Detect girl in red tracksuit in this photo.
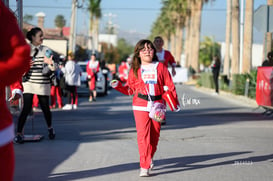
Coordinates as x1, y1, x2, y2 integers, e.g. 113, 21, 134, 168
111, 39, 179, 177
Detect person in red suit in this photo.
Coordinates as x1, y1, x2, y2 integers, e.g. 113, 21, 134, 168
118, 57, 131, 83
0, 2, 31, 180
86, 53, 100, 102
153, 36, 176, 76
153, 36, 177, 125
111, 39, 180, 177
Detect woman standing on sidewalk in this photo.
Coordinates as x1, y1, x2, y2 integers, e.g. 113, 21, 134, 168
14, 27, 56, 144
111, 39, 180, 177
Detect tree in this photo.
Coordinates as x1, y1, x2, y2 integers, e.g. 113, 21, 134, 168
199, 36, 221, 67
54, 15, 66, 36
87, 0, 101, 52
188, 0, 210, 73
23, 14, 33, 24
55, 15, 66, 28
266, 0, 273, 55
223, 0, 231, 76
242, 0, 253, 73
231, 0, 240, 74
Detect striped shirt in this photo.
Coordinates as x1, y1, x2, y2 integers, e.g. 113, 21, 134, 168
23, 44, 56, 96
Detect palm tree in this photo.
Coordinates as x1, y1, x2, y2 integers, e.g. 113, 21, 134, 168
242, 0, 253, 73
184, 0, 191, 68
231, 0, 240, 74
266, 0, 273, 55
87, 0, 101, 52
167, 0, 187, 65
54, 15, 66, 36
223, 0, 231, 76
188, 0, 210, 73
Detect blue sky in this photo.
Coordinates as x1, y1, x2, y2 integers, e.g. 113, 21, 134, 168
9, 0, 267, 43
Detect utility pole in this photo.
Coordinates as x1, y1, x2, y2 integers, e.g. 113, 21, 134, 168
69, 0, 77, 54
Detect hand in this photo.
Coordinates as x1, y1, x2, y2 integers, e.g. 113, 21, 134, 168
44, 55, 53, 65
9, 93, 21, 102
110, 80, 119, 88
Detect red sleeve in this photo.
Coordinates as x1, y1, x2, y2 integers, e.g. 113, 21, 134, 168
0, 2, 31, 87
164, 50, 176, 67
114, 69, 144, 95
160, 63, 179, 103
10, 80, 23, 92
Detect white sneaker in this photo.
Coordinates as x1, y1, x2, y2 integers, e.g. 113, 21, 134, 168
73, 104, 77, 109
139, 168, 149, 177
62, 104, 72, 110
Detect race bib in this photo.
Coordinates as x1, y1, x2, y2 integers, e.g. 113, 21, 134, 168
141, 66, 157, 84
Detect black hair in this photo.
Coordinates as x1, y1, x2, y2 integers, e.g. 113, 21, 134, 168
26, 27, 42, 42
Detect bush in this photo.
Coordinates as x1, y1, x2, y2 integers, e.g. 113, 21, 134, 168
199, 72, 214, 88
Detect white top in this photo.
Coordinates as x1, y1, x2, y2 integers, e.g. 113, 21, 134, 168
62, 60, 82, 86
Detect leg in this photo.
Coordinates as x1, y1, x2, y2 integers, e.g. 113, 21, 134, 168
50, 86, 56, 108
38, 95, 55, 139
133, 110, 154, 169
56, 86, 63, 108
150, 120, 161, 159
74, 87, 78, 106
0, 143, 14, 181
33, 94, 39, 108
71, 86, 76, 105
37, 95, 52, 128
17, 93, 34, 133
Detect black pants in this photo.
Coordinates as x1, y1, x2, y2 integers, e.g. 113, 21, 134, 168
66, 85, 76, 104
17, 93, 52, 133
213, 72, 219, 93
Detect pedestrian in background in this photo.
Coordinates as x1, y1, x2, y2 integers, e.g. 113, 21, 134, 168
62, 52, 82, 110
0, 2, 30, 179
111, 39, 180, 177
262, 51, 273, 67
153, 36, 177, 125
211, 55, 221, 95
86, 53, 100, 102
153, 36, 177, 76
50, 61, 64, 109
14, 27, 56, 144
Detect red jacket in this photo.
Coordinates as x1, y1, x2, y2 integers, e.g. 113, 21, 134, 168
0, 1, 30, 146
114, 62, 179, 112
156, 49, 176, 67
118, 62, 130, 82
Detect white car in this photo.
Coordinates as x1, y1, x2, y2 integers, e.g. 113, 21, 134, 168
77, 61, 107, 95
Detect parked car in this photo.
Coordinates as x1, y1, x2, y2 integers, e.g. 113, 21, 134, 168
77, 61, 107, 96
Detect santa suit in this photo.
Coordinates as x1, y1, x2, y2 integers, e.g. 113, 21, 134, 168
156, 49, 176, 68
86, 60, 100, 90
114, 62, 179, 169
118, 62, 130, 83
0, 2, 31, 180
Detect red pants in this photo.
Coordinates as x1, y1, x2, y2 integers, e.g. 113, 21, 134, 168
33, 94, 39, 108
50, 86, 63, 108
0, 142, 14, 181
133, 110, 161, 169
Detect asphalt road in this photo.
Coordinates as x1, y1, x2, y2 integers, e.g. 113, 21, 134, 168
12, 85, 273, 181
